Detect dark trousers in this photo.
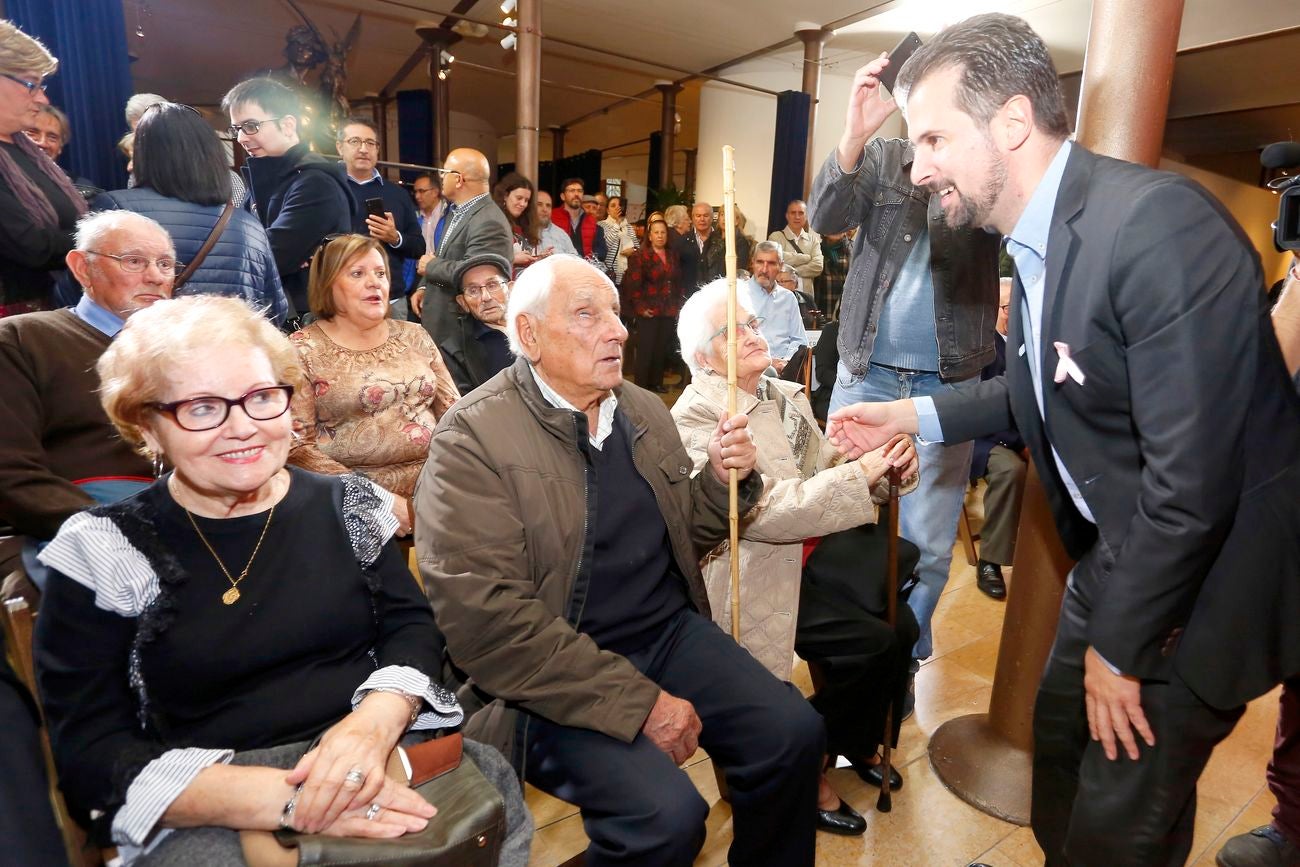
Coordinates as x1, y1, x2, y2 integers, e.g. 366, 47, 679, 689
795, 524, 920, 758
1032, 574, 1245, 866
524, 608, 823, 867
1, 659, 69, 867
1269, 680, 1300, 844
979, 445, 1026, 566
633, 316, 674, 391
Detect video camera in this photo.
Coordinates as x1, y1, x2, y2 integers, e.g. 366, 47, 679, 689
1262, 141, 1300, 251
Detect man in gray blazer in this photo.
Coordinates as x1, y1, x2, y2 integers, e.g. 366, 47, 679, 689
411, 148, 513, 346
827, 14, 1300, 866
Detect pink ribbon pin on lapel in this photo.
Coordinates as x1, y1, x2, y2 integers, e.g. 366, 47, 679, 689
1053, 341, 1086, 386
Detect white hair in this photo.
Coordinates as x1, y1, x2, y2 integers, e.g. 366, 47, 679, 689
125, 93, 167, 129
75, 210, 173, 254
676, 278, 756, 377
505, 254, 614, 357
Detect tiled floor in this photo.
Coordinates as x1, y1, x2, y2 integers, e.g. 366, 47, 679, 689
525, 465, 1283, 867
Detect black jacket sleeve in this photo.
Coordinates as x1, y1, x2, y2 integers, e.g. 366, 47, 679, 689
372, 539, 445, 672
389, 191, 426, 261
266, 170, 352, 278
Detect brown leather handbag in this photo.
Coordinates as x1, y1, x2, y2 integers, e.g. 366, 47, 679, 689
240, 733, 505, 867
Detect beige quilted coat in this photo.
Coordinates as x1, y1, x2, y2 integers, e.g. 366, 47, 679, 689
670, 373, 918, 680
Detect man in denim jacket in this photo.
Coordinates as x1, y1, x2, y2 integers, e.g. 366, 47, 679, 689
808, 50, 999, 669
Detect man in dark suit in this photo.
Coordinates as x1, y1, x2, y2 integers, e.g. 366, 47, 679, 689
410, 148, 514, 346
826, 14, 1300, 865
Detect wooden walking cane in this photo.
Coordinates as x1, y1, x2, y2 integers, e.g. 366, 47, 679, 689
721, 145, 742, 640
877, 465, 902, 813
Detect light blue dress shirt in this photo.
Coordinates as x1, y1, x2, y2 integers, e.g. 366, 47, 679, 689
72, 294, 126, 338
741, 278, 807, 362
914, 141, 1094, 523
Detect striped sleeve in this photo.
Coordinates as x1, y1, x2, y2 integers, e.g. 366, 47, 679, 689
352, 665, 464, 731
110, 747, 234, 847
37, 512, 159, 615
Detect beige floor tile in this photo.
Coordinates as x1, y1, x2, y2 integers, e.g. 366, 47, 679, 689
981, 825, 1046, 866
945, 630, 1004, 682
931, 583, 1012, 645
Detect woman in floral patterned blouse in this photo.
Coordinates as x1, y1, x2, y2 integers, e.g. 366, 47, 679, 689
289, 234, 460, 535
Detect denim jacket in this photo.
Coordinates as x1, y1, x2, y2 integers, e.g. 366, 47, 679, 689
808, 139, 1000, 382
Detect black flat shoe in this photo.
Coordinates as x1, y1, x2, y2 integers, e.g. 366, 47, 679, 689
849, 756, 904, 791
976, 560, 1008, 600
816, 799, 867, 836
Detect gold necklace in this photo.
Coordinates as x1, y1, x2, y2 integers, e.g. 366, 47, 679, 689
181, 503, 276, 605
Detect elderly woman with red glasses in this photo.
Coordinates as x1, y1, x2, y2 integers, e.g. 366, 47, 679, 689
32, 295, 530, 864
0, 20, 86, 316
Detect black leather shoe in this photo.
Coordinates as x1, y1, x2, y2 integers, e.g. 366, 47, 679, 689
816, 799, 867, 836
976, 560, 1007, 600
849, 756, 904, 791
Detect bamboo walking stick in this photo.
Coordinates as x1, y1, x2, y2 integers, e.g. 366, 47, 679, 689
722, 145, 741, 640
877, 465, 902, 812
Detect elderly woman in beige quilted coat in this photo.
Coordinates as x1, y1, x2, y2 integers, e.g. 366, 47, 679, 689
671, 280, 920, 835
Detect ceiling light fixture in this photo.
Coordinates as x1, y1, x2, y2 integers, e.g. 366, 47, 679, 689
500, 0, 517, 14
500, 32, 517, 51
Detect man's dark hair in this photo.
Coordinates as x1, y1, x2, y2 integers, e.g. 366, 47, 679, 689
895, 13, 1070, 140
337, 116, 379, 142
133, 103, 232, 206
220, 77, 301, 120
414, 171, 440, 191
560, 177, 584, 193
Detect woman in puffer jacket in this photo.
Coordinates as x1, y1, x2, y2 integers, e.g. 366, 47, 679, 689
92, 102, 288, 326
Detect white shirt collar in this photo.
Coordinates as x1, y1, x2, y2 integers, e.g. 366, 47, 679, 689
527, 364, 618, 450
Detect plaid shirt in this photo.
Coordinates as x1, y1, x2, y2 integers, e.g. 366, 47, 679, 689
621, 245, 683, 318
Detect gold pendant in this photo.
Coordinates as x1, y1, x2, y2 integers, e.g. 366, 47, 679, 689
222, 587, 241, 605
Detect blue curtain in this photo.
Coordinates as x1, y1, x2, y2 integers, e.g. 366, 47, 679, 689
7, 0, 134, 190
767, 90, 810, 237
396, 89, 432, 181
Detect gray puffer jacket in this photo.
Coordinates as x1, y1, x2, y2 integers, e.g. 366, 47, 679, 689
92, 187, 288, 325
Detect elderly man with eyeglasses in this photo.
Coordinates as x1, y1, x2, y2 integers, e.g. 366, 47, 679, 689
436, 252, 516, 395
221, 77, 352, 321
0, 210, 176, 591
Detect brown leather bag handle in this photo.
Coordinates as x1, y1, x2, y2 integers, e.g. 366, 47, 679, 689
173, 201, 234, 290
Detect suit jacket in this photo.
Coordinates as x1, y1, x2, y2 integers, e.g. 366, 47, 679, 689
933, 145, 1300, 709
420, 196, 514, 346
969, 335, 1024, 480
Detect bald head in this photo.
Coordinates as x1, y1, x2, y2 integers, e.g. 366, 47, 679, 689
442, 148, 491, 203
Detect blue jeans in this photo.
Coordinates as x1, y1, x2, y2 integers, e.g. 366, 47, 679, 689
830, 360, 975, 659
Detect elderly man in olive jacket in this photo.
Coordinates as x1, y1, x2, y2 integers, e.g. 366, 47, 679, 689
416, 256, 824, 867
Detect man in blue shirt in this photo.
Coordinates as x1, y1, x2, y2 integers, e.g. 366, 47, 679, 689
742, 241, 807, 373
828, 14, 1300, 865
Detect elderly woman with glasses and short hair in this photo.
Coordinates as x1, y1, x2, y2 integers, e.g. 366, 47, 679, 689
670, 279, 922, 837
31, 294, 530, 865
287, 234, 460, 537
0, 20, 87, 316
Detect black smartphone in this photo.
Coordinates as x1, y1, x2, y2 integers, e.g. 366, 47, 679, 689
365, 197, 386, 220
877, 32, 922, 95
